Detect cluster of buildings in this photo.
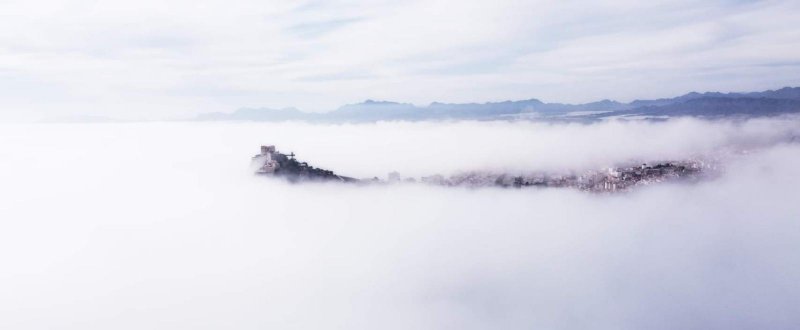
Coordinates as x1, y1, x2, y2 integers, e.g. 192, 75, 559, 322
420, 160, 713, 192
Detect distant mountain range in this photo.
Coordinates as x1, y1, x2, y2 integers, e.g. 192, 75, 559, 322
195, 87, 800, 122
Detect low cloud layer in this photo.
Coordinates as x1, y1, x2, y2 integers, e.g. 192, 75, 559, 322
0, 118, 798, 329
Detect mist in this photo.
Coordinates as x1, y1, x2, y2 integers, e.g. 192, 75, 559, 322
0, 118, 799, 329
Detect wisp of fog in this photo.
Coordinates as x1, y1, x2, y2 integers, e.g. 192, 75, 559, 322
0, 118, 798, 329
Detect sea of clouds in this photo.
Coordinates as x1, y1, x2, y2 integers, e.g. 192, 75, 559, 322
0, 118, 799, 329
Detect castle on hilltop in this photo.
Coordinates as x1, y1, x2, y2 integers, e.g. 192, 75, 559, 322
252, 145, 355, 182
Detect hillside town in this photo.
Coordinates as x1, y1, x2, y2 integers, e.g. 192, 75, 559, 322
418, 160, 713, 192
252, 145, 716, 192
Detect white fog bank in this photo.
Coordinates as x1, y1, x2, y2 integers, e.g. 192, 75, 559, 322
0, 118, 798, 329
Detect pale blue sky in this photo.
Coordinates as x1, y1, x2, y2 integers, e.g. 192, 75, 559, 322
0, 0, 798, 120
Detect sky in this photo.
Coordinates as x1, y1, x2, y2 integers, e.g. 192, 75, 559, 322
0, 118, 798, 329
1, 0, 800, 120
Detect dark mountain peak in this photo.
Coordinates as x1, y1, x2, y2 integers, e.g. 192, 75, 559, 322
509, 98, 544, 105
631, 90, 724, 107
675, 91, 712, 101
755, 86, 800, 100
585, 99, 621, 105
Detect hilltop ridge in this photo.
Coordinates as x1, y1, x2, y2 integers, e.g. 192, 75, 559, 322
196, 87, 800, 122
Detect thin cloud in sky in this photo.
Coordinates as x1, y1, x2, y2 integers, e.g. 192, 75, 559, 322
286, 17, 366, 38
0, 0, 798, 120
